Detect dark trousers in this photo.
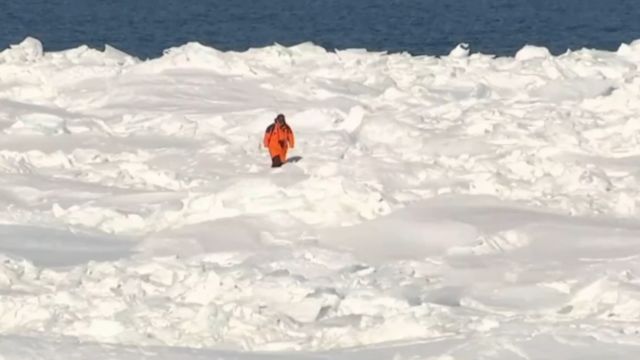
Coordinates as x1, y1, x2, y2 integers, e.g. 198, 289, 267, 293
271, 156, 283, 168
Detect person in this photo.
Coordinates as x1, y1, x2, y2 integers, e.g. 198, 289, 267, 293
263, 114, 295, 167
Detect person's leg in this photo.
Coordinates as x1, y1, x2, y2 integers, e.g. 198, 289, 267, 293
271, 155, 283, 167
281, 147, 288, 163
269, 146, 282, 167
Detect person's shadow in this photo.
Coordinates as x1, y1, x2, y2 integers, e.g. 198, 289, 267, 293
286, 156, 303, 164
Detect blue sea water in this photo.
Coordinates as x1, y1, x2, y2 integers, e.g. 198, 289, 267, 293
2, 0, 639, 59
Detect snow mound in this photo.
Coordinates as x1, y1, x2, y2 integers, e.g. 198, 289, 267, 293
449, 43, 470, 59
0, 37, 43, 63
515, 45, 552, 61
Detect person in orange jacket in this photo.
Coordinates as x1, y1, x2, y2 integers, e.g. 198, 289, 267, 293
263, 114, 295, 167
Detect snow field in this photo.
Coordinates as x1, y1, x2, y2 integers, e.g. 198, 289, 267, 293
1, 37, 640, 358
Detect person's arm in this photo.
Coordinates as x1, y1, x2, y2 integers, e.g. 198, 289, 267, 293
287, 128, 295, 148
263, 125, 274, 147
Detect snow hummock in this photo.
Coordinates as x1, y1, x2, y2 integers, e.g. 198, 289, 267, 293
514, 44, 552, 61
0, 37, 43, 63
1, 37, 640, 359
449, 43, 470, 58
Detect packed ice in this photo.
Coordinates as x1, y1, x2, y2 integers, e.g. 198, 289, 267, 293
1, 37, 640, 359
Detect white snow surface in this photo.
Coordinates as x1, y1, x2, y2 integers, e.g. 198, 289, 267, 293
1, 37, 640, 359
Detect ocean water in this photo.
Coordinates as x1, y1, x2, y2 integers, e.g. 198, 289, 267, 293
2, 0, 640, 58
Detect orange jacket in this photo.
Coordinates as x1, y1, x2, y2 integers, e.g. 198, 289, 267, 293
264, 123, 295, 152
